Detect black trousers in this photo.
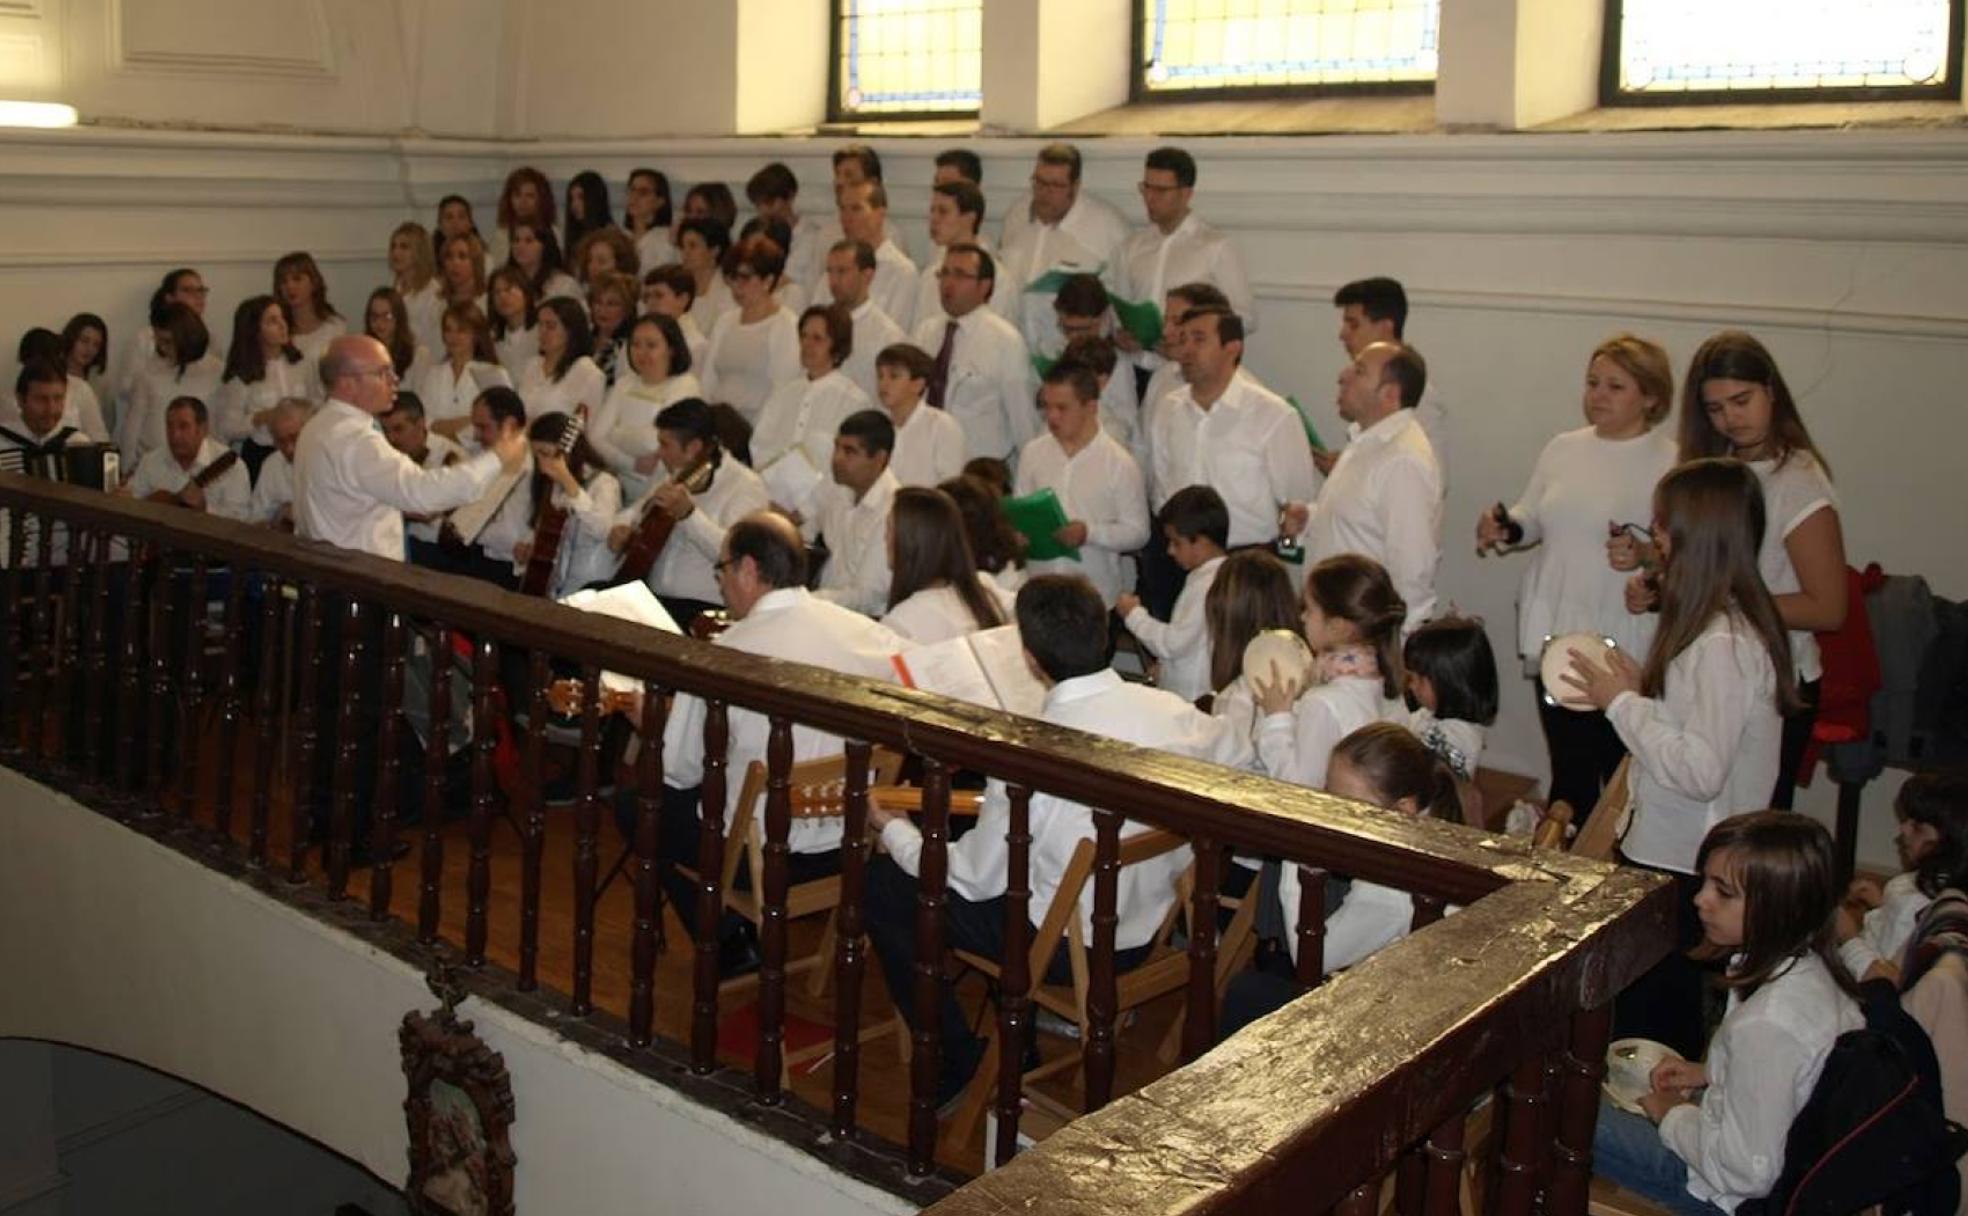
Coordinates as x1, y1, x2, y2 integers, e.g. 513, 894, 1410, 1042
1771, 678, 1821, 812
1609, 864, 1706, 1060
1535, 675, 1631, 817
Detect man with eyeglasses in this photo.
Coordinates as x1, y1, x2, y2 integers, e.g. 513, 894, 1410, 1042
1113, 147, 1256, 387
909, 243, 1038, 463
998, 143, 1130, 356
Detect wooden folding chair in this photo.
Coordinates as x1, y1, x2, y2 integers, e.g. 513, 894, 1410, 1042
944, 827, 1194, 1147
1569, 756, 1632, 863
1155, 855, 1261, 1065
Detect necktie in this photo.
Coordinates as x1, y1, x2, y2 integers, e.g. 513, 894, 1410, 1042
927, 320, 958, 409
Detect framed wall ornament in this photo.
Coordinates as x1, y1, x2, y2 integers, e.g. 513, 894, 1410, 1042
401, 966, 517, 1216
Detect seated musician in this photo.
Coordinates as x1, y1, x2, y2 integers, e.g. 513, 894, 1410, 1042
803, 408, 899, 617
2, 361, 96, 568
436, 385, 532, 589
247, 398, 311, 530
124, 395, 250, 521
511, 411, 621, 598
602, 511, 903, 973
862, 574, 1251, 1112
606, 397, 768, 629
379, 392, 467, 568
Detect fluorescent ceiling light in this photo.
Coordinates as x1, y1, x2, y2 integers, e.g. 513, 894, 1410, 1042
0, 102, 78, 128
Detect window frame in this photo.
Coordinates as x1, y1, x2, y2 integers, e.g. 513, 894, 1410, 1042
1598, 0, 1967, 106
826, 0, 983, 124
1127, 0, 1438, 104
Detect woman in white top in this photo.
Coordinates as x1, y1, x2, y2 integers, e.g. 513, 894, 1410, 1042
942, 471, 1027, 598
1592, 812, 1861, 1215
416, 301, 511, 447
517, 298, 607, 424
1203, 550, 1303, 758
1252, 553, 1410, 790
751, 304, 870, 490
214, 294, 312, 480
488, 267, 540, 382
1836, 771, 1968, 984
495, 166, 555, 264
513, 411, 622, 598
389, 221, 445, 354
273, 251, 346, 367
60, 313, 109, 400
434, 195, 488, 270
701, 233, 800, 425
1568, 457, 1791, 1058
437, 231, 488, 318
507, 222, 581, 305
589, 312, 704, 502
117, 302, 224, 463
562, 171, 612, 266
676, 216, 736, 334
574, 225, 638, 293
364, 287, 429, 387
880, 485, 1014, 644
1478, 334, 1679, 813
624, 168, 677, 272
586, 272, 638, 390
641, 262, 710, 372
115, 269, 212, 434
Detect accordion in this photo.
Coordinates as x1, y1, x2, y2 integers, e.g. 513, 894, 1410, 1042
0, 440, 120, 490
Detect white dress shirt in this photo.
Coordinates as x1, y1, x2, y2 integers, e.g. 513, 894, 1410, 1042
816, 239, 918, 333
750, 370, 870, 493
294, 397, 500, 561
1092, 363, 1141, 454
1114, 213, 1256, 367
702, 306, 800, 424
0, 378, 110, 445
524, 472, 622, 597
687, 274, 736, 334
887, 400, 966, 489
1152, 373, 1318, 546
632, 226, 677, 274
402, 280, 445, 355
473, 453, 534, 564
495, 327, 538, 382
879, 668, 1253, 948
911, 236, 994, 331
1124, 554, 1223, 703
997, 192, 1132, 355
805, 469, 898, 617
517, 355, 607, 422
1298, 408, 1443, 626
249, 450, 295, 525
1014, 429, 1150, 609
841, 299, 906, 402
779, 214, 829, 301
1133, 359, 1189, 475
128, 437, 251, 522
404, 432, 468, 545
289, 318, 348, 369
910, 308, 1037, 462
1658, 954, 1862, 1211
119, 355, 225, 463
415, 360, 512, 436
1282, 873, 1417, 974
881, 578, 1015, 645
676, 313, 710, 373
664, 586, 904, 853
617, 456, 770, 606
587, 371, 705, 502
1258, 672, 1407, 790
1749, 453, 1837, 684
1839, 871, 1929, 978
213, 357, 315, 447
1505, 425, 1678, 665
1608, 612, 1783, 875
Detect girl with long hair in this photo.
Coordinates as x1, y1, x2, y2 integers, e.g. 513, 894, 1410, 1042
623, 168, 676, 272
516, 297, 605, 422
487, 266, 539, 381
388, 221, 444, 352
563, 170, 612, 256
363, 287, 426, 383
118, 302, 222, 462
437, 231, 489, 310
272, 251, 345, 365
415, 301, 511, 446
881, 486, 1013, 644
496, 167, 555, 238
506, 222, 580, 304
938, 473, 1025, 595
215, 294, 310, 479
1836, 771, 1968, 985
1204, 549, 1303, 749
514, 410, 622, 598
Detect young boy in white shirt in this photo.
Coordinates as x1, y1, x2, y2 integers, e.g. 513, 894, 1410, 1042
875, 342, 965, 489
1013, 361, 1149, 609
1117, 485, 1228, 704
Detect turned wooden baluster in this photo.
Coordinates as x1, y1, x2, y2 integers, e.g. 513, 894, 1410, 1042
172, 557, 207, 823
518, 650, 549, 990
247, 580, 282, 864
1422, 1115, 1469, 1216
24, 509, 54, 762
1084, 808, 1124, 1112
906, 757, 951, 1175
568, 665, 602, 1011
143, 547, 173, 802
114, 543, 147, 794
830, 740, 875, 1138
754, 716, 796, 1103
210, 569, 246, 842
465, 638, 499, 967
992, 783, 1035, 1166
326, 598, 365, 898
286, 585, 322, 883
0, 501, 25, 745
82, 530, 112, 780
1182, 835, 1224, 1062
628, 681, 668, 1049
418, 625, 452, 944
690, 699, 730, 1073
1494, 1055, 1554, 1216
1295, 865, 1331, 987
48, 522, 85, 762
1547, 1004, 1613, 1216
1412, 893, 1446, 930
1334, 1177, 1382, 1216
368, 610, 407, 918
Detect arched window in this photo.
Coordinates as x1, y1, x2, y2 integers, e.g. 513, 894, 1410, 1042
830, 0, 983, 120
1604, 0, 1964, 103
1132, 0, 1440, 99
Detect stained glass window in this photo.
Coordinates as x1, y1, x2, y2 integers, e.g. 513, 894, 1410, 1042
831, 0, 983, 118
1135, 0, 1440, 96
1610, 0, 1962, 100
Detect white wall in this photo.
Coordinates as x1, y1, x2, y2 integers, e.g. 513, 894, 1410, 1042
0, 769, 908, 1216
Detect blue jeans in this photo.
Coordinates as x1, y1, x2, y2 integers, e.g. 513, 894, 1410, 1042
1591, 1102, 1726, 1216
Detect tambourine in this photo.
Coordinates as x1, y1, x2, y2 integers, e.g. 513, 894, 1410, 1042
1540, 632, 1617, 711
1243, 629, 1316, 692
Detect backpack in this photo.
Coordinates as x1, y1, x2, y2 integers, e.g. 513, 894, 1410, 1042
1739, 987, 1968, 1216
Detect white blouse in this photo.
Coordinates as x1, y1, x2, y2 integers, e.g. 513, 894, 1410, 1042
522, 473, 623, 598
687, 275, 736, 334
750, 370, 869, 481
415, 359, 513, 433
588, 371, 706, 502
881, 579, 1016, 645
401, 279, 446, 354
288, 316, 348, 368
213, 355, 316, 446
702, 306, 800, 424
119, 354, 225, 463
517, 355, 607, 423
632, 226, 677, 273
1748, 452, 1838, 683
1257, 672, 1407, 791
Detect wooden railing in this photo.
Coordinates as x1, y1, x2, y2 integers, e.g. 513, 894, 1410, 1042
0, 472, 1676, 1211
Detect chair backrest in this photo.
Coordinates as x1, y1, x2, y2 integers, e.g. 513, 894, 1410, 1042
1533, 802, 1573, 851
723, 749, 905, 891
1570, 756, 1630, 862
1026, 827, 1188, 986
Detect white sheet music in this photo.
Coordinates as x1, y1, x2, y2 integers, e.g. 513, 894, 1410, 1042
559, 581, 681, 693
445, 466, 526, 545
759, 448, 824, 514
892, 625, 1046, 718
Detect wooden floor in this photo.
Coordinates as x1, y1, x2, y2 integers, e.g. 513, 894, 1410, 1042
146, 717, 1195, 1179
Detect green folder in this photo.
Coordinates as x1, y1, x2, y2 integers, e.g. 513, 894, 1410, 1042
1031, 352, 1058, 379
1021, 262, 1104, 295
1286, 395, 1325, 452
1109, 296, 1163, 348
1002, 488, 1080, 562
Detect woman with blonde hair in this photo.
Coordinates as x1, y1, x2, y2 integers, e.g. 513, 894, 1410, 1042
437, 231, 488, 311
389, 221, 444, 353
1476, 333, 1679, 813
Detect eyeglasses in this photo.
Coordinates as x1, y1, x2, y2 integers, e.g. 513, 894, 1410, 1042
1029, 174, 1073, 192
935, 268, 981, 281
1138, 181, 1182, 195
713, 557, 734, 577
354, 365, 399, 382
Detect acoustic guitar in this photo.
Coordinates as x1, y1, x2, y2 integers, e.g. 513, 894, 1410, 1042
613, 453, 716, 585
145, 449, 240, 509
517, 407, 590, 597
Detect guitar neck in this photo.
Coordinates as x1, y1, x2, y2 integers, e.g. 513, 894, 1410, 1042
191, 451, 240, 489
